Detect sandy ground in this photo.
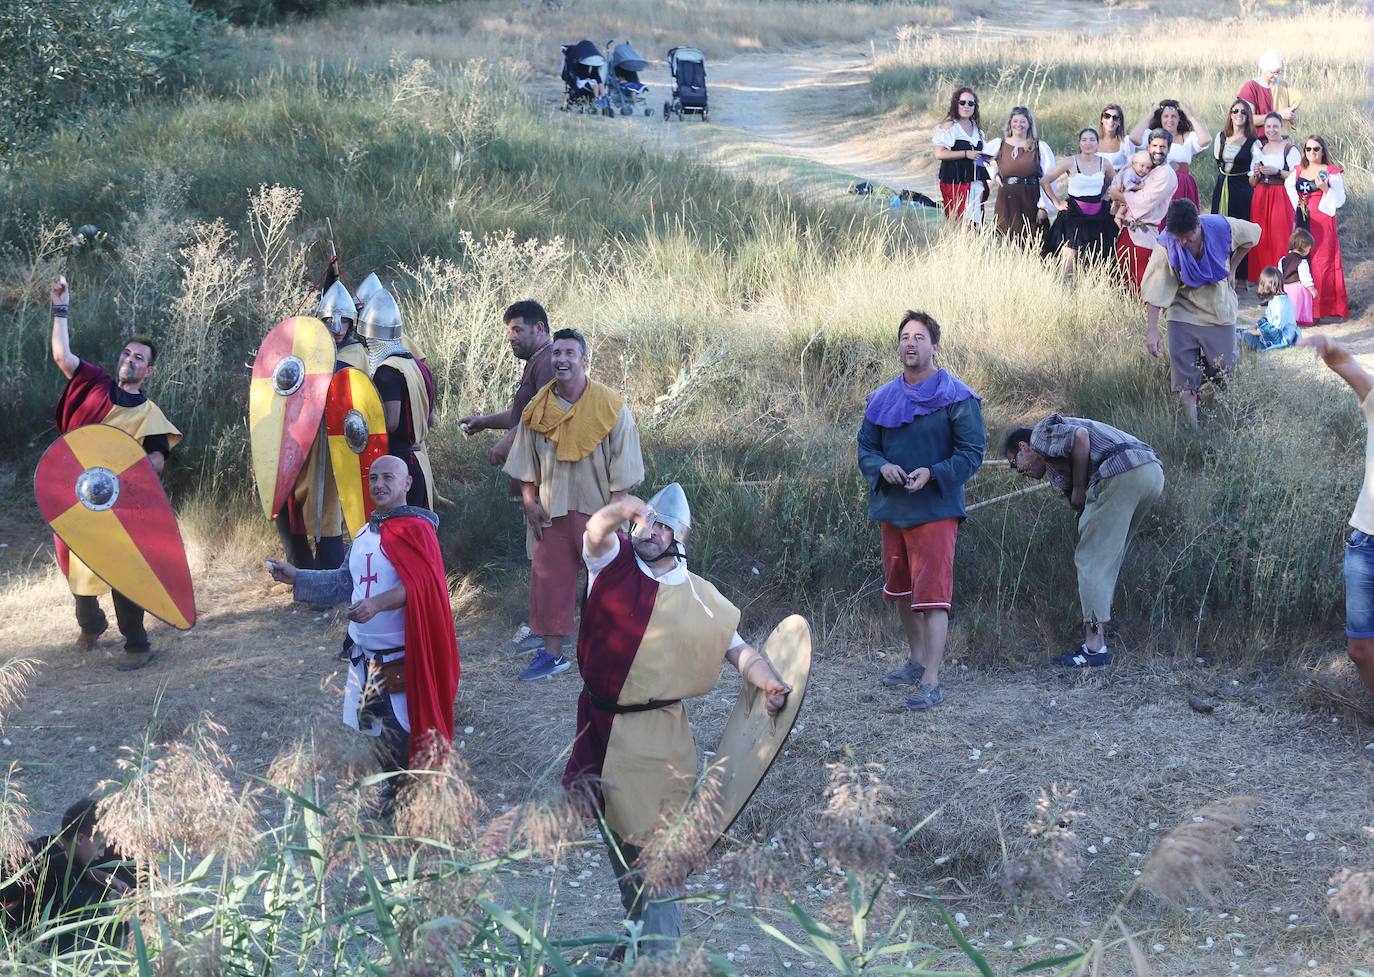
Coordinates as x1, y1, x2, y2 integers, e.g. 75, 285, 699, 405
3, 1, 1373, 972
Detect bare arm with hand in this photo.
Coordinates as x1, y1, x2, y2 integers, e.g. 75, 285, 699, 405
725, 643, 790, 716
1069, 426, 1091, 511
50, 279, 79, 378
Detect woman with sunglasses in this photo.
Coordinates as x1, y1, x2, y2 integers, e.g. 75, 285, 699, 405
1286, 135, 1348, 320
1129, 98, 1210, 206
932, 87, 991, 221
984, 106, 1056, 240
1246, 111, 1300, 285
1211, 99, 1259, 287
1095, 104, 1134, 171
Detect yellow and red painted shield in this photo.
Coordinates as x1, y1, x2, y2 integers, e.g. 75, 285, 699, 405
35, 425, 196, 629
249, 315, 334, 519
325, 368, 388, 537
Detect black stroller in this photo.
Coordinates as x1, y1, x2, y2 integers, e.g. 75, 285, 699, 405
664, 47, 708, 122
606, 41, 653, 117
560, 39, 610, 115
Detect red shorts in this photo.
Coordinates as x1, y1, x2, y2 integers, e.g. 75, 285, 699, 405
881, 518, 958, 611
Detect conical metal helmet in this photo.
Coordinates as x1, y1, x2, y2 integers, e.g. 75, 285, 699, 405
358, 288, 402, 341
317, 279, 358, 337
355, 273, 384, 309
646, 482, 690, 542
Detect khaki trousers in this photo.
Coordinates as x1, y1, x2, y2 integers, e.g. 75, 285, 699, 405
1075, 462, 1165, 623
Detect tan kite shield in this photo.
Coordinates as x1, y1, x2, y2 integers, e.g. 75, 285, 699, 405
709, 614, 812, 841
325, 367, 388, 537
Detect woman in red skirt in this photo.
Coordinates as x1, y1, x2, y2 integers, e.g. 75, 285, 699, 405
932, 87, 990, 221
1287, 134, 1349, 320
1247, 112, 1299, 284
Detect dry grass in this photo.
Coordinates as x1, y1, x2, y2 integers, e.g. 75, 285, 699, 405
266, 0, 953, 75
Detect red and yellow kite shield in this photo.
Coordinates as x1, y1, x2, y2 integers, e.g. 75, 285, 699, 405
325, 368, 388, 537
35, 425, 196, 630
249, 315, 334, 519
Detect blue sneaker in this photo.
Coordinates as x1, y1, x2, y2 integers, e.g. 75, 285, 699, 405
519, 649, 571, 681
1051, 646, 1112, 669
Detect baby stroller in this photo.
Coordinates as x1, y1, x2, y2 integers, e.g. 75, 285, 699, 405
664, 47, 708, 121
606, 41, 653, 117
561, 39, 609, 115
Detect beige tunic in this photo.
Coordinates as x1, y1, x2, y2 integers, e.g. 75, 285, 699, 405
504, 398, 644, 528
373, 353, 434, 505
1140, 217, 1261, 326
601, 571, 741, 843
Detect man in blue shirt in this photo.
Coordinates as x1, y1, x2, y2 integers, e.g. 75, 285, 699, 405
857, 310, 985, 710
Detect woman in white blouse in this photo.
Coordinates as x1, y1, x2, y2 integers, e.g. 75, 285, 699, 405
1286, 134, 1348, 319
984, 106, 1056, 241
931, 86, 991, 222
1247, 111, 1300, 284
1129, 98, 1210, 206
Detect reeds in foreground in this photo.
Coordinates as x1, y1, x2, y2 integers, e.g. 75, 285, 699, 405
1138, 797, 1256, 906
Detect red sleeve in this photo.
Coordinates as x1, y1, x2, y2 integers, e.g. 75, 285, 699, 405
380, 517, 459, 766
55, 360, 115, 433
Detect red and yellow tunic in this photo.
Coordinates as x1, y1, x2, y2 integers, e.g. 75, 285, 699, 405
54, 360, 181, 596
564, 533, 741, 844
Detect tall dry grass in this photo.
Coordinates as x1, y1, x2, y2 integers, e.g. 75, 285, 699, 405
874, 3, 1372, 239
266, 0, 952, 75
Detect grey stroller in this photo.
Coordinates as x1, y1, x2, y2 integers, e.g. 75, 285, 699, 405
664, 47, 708, 121
606, 40, 653, 117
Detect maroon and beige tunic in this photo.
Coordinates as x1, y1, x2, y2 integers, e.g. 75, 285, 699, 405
564, 533, 742, 844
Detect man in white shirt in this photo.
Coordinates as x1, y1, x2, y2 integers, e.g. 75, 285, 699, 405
267, 455, 461, 811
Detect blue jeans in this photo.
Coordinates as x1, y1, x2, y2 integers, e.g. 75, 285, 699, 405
1343, 529, 1374, 638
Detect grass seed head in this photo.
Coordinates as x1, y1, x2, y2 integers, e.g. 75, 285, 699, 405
1139, 797, 1256, 906
1003, 784, 1084, 904
1329, 868, 1374, 931
639, 765, 724, 890
810, 758, 895, 876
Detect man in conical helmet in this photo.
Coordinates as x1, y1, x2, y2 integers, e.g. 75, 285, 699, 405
274, 277, 371, 570
359, 287, 435, 509
564, 483, 790, 956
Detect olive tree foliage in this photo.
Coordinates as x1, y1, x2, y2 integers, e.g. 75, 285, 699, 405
0, 0, 216, 158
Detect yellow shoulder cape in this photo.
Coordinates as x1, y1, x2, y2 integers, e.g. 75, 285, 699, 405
520, 379, 623, 462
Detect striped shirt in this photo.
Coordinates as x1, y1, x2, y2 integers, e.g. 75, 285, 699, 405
1029, 415, 1160, 494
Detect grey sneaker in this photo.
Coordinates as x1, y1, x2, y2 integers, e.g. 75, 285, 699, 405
905, 685, 943, 710
881, 660, 925, 687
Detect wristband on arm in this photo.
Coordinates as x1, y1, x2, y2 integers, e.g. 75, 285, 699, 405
52, 304, 69, 317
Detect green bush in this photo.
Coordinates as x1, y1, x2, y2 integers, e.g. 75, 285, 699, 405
0, 0, 217, 157
191, 0, 442, 27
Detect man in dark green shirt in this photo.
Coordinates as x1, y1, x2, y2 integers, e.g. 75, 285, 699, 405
857, 310, 985, 710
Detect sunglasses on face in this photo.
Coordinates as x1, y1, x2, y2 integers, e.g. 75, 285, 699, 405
1101, 113, 1121, 120
958, 99, 977, 107
1231, 108, 1249, 115
1305, 146, 1323, 152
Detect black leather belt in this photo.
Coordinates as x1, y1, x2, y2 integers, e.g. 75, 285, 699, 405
1004, 176, 1041, 185
583, 687, 680, 714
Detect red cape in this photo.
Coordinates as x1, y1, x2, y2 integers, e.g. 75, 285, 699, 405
379, 515, 460, 765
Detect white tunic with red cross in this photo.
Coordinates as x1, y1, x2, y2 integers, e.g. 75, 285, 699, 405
346, 525, 405, 651
341, 525, 410, 735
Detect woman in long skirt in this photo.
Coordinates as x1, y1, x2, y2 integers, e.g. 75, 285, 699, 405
1041, 128, 1116, 271
985, 106, 1056, 241
1288, 134, 1349, 320
1247, 112, 1299, 284
1211, 99, 1258, 287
